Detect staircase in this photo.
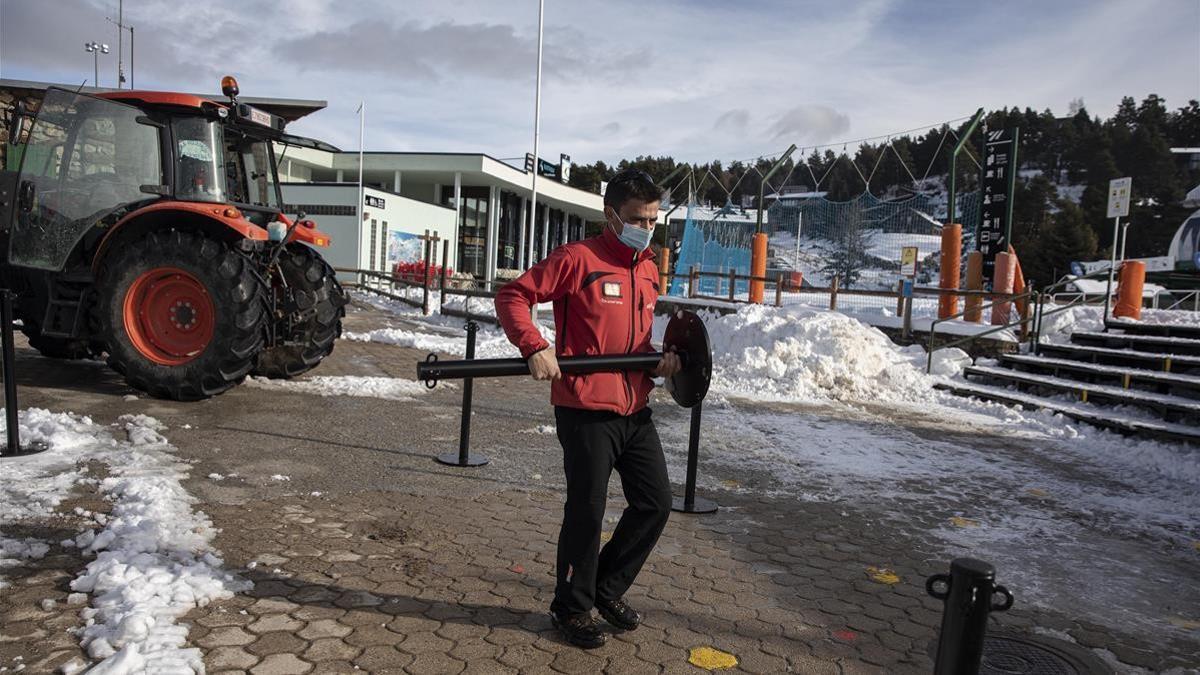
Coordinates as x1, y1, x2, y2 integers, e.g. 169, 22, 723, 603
935, 318, 1200, 445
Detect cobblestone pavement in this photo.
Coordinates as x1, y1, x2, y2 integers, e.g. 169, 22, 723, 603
1, 296, 1197, 673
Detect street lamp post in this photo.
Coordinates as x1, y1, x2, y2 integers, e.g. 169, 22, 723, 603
84, 41, 110, 87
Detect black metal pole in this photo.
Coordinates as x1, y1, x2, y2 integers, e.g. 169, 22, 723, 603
2, 292, 19, 457
419, 352, 669, 383
926, 558, 1013, 675
672, 402, 717, 514
437, 321, 488, 467
0, 291, 47, 458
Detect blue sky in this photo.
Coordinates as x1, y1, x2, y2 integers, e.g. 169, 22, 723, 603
2, 0, 1197, 164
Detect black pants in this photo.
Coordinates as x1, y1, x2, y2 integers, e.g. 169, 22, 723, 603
550, 405, 672, 616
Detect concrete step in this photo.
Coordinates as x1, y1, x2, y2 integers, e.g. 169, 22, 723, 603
963, 365, 1200, 424
934, 380, 1200, 445
1037, 343, 1200, 375
1106, 319, 1200, 341
1000, 353, 1200, 400
1071, 330, 1200, 356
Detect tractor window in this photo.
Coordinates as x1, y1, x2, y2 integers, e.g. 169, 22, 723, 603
10, 89, 162, 271
238, 140, 279, 209
172, 117, 227, 203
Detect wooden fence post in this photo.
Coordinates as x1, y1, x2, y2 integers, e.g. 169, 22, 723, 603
728, 268, 737, 302
896, 280, 905, 316
775, 272, 784, 307
689, 265, 698, 298
830, 275, 840, 311
439, 240, 450, 314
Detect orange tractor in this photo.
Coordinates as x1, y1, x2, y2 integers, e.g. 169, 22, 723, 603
0, 78, 347, 400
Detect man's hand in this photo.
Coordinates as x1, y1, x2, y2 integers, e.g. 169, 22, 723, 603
528, 348, 562, 381
653, 349, 682, 379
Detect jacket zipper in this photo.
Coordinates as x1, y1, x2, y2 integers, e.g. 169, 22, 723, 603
623, 253, 637, 415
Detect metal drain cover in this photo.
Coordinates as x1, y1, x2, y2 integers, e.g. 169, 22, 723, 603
929, 633, 1114, 675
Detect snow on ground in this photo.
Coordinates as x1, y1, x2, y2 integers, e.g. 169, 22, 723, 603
1038, 303, 1200, 344
0, 409, 244, 673
245, 375, 451, 401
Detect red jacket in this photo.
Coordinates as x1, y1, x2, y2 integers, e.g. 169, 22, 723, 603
495, 228, 660, 415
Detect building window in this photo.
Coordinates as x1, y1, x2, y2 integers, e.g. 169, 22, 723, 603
369, 219, 378, 271
282, 204, 355, 217
379, 221, 389, 272
442, 186, 490, 278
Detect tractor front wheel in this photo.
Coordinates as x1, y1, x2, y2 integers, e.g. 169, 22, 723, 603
254, 243, 347, 379
96, 230, 267, 400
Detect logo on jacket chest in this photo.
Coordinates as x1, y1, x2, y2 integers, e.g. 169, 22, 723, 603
602, 281, 622, 299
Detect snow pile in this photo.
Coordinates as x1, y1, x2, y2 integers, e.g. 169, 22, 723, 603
345, 318, 553, 360
0, 409, 244, 674
245, 375, 449, 401
683, 305, 948, 403
1038, 303, 1200, 344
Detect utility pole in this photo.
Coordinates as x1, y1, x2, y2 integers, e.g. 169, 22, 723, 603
526, 0, 545, 270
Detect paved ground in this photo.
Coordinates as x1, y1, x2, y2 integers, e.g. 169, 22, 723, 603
1, 296, 1198, 673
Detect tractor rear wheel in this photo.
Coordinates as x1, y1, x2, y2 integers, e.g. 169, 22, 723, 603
95, 229, 268, 401
254, 243, 347, 379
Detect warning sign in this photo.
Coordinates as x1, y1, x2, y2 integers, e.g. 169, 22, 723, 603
900, 246, 919, 277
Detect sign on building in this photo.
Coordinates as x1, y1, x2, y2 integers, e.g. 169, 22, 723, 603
365, 195, 385, 209
559, 154, 571, 184
1107, 177, 1132, 219
978, 127, 1019, 278
900, 246, 919, 277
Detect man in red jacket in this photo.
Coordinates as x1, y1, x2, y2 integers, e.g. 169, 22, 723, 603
495, 169, 680, 649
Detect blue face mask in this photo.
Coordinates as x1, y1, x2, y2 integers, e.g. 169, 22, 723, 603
609, 209, 654, 252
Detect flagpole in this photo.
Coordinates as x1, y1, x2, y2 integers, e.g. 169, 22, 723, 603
357, 101, 365, 272
526, 0, 545, 270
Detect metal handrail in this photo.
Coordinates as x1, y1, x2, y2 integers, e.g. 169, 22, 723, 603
1029, 268, 1117, 350
925, 289, 1037, 373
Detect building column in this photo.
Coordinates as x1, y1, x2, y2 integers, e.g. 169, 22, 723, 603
393, 170, 401, 193
486, 185, 500, 282
517, 198, 528, 270
336, 169, 344, 182
541, 205, 550, 260
452, 172, 462, 272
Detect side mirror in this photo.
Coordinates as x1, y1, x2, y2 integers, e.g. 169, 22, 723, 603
17, 180, 35, 213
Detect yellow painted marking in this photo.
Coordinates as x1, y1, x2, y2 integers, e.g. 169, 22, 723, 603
1164, 357, 1172, 372
1123, 373, 1131, 389
721, 479, 740, 488
1193, 541, 1200, 552
1027, 488, 1049, 498
950, 516, 980, 528
866, 566, 901, 585
1080, 389, 1088, 403
688, 646, 739, 670
1167, 617, 1200, 631
600, 531, 612, 543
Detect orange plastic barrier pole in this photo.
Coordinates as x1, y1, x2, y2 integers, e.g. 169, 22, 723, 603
749, 232, 768, 303
937, 223, 963, 319
1114, 260, 1146, 320
1008, 245, 1027, 318
658, 247, 671, 295
963, 251, 984, 323
991, 252, 1016, 325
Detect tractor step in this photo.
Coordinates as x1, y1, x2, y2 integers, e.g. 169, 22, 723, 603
40, 285, 89, 339
934, 380, 1200, 445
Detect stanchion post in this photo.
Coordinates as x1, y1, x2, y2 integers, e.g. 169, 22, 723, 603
926, 558, 1013, 675
437, 320, 489, 467
0, 290, 47, 458
672, 403, 717, 514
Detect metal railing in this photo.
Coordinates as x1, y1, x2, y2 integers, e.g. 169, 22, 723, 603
1030, 269, 1116, 353
925, 287, 1037, 373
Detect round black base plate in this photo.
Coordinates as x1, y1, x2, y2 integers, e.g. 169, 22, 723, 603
927, 632, 1114, 675
672, 495, 718, 514
436, 452, 489, 467
0, 440, 49, 459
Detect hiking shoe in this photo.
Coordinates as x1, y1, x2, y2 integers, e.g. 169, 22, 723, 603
596, 597, 641, 631
551, 611, 607, 648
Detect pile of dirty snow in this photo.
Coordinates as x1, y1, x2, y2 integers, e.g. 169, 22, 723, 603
668, 305, 965, 404
245, 375, 450, 400
0, 409, 245, 673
